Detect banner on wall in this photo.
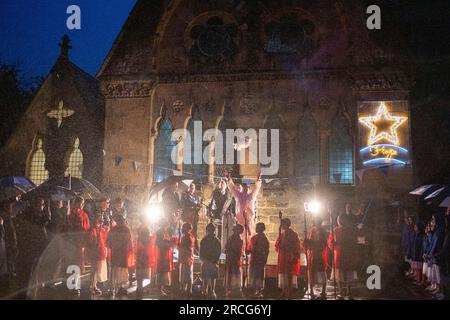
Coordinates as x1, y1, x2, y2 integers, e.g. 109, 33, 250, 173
358, 101, 410, 167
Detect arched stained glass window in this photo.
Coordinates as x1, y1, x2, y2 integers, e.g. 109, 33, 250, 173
28, 138, 49, 186
65, 137, 83, 178
297, 110, 320, 184
329, 113, 354, 185
153, 116, 177, 183
264, 114, 286, 178
214, 116, 237, 180
183, 113, 208, 181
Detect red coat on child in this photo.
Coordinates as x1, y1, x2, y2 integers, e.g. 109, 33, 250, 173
136, 225, 156, 270
305, 226, 328, 272
68, 208, 90, 272
275, 228, 301, 275
155, 229, 177, 274
107, 224, 134, 268
87, 225, 109, 262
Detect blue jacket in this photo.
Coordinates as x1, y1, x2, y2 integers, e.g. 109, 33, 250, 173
410, 232, 424, 262
428, 227, 445, 265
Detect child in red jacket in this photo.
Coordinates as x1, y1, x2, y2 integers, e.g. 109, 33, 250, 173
87, 214, 109, 296
178, 223, 195, 296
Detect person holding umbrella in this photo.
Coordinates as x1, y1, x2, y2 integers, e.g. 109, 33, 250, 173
15, 197, 50, 296
0, 199, 18, 280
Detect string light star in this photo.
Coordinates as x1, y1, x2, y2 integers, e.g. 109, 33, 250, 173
47, 100, 75, 128
359, 103, 407, 146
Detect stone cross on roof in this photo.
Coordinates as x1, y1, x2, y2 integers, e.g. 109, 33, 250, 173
59, 35, 72, 59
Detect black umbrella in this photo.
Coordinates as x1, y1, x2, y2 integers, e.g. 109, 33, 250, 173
42, 176, 103, 200
0, 176, 35, 191
23, 185, 77, 202
148, 175, 193, 202
0, 176, 36, 201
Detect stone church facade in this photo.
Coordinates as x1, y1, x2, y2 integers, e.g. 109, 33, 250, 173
1, 1, 416, 264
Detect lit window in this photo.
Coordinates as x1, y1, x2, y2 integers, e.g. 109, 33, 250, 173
183, 113, 208, 181
264, 114, 287, 178
153, 117, 176, 183
297, 110, 320, 184
214, 117, 238, 180
28, 139, 49, 186
65, 137, 83, 178
329, 114, 354, 185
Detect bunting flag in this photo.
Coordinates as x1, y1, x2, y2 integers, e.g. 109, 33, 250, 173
333, 173, 342, 184
264, 178, 275, 184
115, 156, 123, 167
133, 161, 142, 171
379, 165, 390, 176
311, 175, 320, 186
173, 169, 182, 176
356, 169, 366, 181
288, 176, 297, 186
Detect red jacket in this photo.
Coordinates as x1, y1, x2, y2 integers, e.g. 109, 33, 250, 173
155, 229, 177, 273
275, 228, 301, 275
136, 225, 156, 269
87, 225, 109, 261
305, 226, 328, 272
107, 224, 134, 268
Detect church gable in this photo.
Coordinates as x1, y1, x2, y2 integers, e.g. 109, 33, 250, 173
98, 0, 412, 82
0, 36, 104, 185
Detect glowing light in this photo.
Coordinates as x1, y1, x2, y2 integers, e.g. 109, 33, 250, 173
370, 146, 398, 159
144, 204, 162, 223
305, 201, 322, 214
359, 103, 407, 146
360, 144, 409, 154
363, 158, 407, 166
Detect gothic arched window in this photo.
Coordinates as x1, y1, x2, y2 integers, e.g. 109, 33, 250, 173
329, 114, 354, 185
65, 137, 83, 178
214, 116, 237, 180
183, 113, 209, 181
153, 117, 177, 183
264, 114, 287, 178
297, 110, 320, 184
28, 138, 49, 186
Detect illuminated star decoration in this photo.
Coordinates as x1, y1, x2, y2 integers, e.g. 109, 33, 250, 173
359, 103, 407, 146
47, 100, 75, 128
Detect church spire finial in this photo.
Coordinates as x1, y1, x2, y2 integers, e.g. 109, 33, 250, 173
59, 34, 72, 59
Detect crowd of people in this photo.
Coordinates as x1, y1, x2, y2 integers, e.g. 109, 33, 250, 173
400, 208, 450, 300
4, 174, 446, 300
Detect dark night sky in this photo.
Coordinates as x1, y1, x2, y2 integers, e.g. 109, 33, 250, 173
1, 0, 449, 78
0, 0, 137, 78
